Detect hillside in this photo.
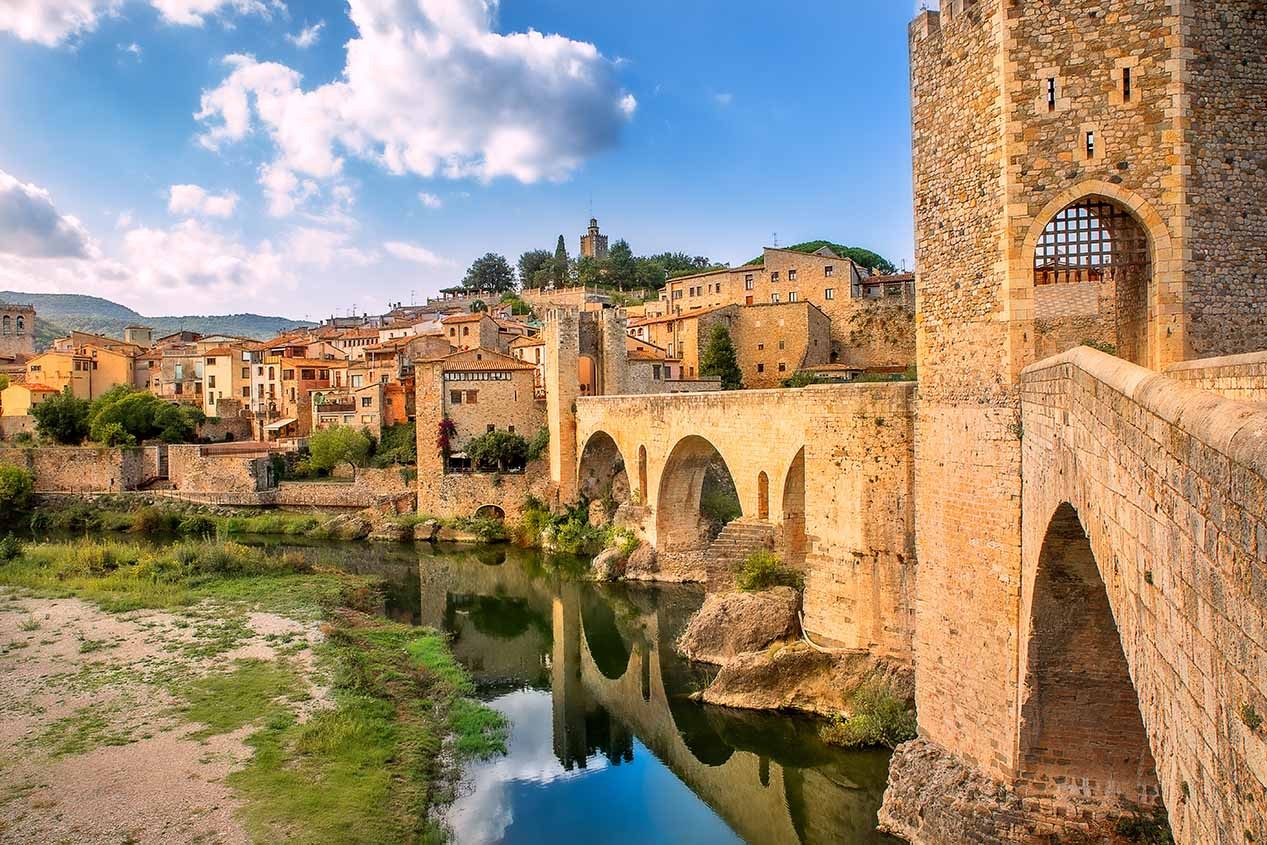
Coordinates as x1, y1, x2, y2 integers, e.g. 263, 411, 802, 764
0, 291, 313, 350
746, 242, 898, 275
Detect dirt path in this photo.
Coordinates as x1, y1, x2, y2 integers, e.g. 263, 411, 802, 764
0, 590, 325, 845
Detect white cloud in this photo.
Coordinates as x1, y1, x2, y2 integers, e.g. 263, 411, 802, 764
285, 226, 374, 269
0, 0, 275, 46
286, 20, 323, 49
418, 192, 442, 209
196, 0, 635, 216
168, 183, 239, 218
0, 169, 96, 259
122, 218, 287, 294
120, 41, 143, 58
384, 241, 454, 268
0, 0, 120, 47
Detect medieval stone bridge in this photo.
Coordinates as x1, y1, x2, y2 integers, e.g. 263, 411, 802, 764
571, 349, 1267, 843
575, 383, 918, 660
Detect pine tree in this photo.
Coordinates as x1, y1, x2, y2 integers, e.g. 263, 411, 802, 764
553, 235, 570, 287
699, 324, 743, 390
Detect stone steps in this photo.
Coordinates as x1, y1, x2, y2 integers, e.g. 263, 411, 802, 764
705, 520, 777, 588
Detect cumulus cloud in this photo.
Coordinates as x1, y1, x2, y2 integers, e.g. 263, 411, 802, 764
0, 169, 96, 259
168, 184, 238, 218
384, 241, 454, 267
196, 0, 635, 215
0, 0, 275, 46
418, 192, 442, 209
121, 219, 287, 295
286, 20, 323, 48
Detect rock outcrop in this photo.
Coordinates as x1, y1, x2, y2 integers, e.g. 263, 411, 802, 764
697, 642, 914, 718
589, 546, 626, 581
623, 542, 659, 579
676, 588, 800, 664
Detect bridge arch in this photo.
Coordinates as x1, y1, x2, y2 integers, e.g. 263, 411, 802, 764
1016, 501, 1161, 815
578, 430, 632, 506
655, 435, 741, 552
781, 448, 807, 568
1021, 181, 1178, 370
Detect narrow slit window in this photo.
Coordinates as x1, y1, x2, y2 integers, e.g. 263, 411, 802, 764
1046, 78, 1056, 112
1122, 67, 1132, 102
1086, 131, 1096, 159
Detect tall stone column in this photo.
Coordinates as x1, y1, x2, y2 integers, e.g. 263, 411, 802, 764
545, 308, 580, 504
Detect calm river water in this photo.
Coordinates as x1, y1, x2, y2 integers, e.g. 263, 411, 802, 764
267, 539, 902, 845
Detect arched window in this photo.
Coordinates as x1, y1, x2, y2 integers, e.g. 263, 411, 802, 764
1, 316, 9, 335
1033, 196, 1152, 365
637, 445, 648, 505
757, 471, 770, 520
14, 316, 24, 334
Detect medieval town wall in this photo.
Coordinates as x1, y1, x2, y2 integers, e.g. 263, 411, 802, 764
0, 446, 153, 492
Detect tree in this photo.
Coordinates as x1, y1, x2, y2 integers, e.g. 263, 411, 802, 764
574, 255, 603, 288
553, 235, 570, 287
466, 430, 530, 472
607, 239, 637, 290
309, 426, 372, 479
87, 387, 204, 445
462, 253, 516, 293
470, 300, 487, 313
0, 374, 9, 393
517, 249, 552, 290
0, 463, 34, 513
700, 324, 743, 390
154, 403, 205, 443
31, 388, 90, 445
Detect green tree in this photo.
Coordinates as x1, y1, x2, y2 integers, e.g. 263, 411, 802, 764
87, 387, 204, 445
154, 403, 205, 443
31, 387, 90, 445
0, 463, 34, 513
499, 294, 532, 316
575, 255, 603, 287
466, 430, 530, 472
517, 249, 552, 289
470, 300, 488, 313
553, 235, 570, 287
309, 426, 372, 479
700, 324, 743, 390
0, 374, 9, 393
462, 253, 516, 293
94, 421, 137, 447
607, 239, 637, 290
746, 241, 897, 275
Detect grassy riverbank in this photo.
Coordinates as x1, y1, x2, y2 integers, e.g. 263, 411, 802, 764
0, 536, 506, 843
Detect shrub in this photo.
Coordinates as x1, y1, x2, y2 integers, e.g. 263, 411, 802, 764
31, 388, 90, 444
781, 372, 834, 389
526, 427, 550, 463
466, 430, 529, 473
309, 426, 372, 479
448, 517, 508, 543
0, 533, 24, 562
373, 422, 417, 467
1082, 339, 1119, 357
1114, 808, 1174, 845
178, 514, 216, 536
0, 464, 35, 513
820, 681, 917, 749
736, 550, 804, 592
130, 507, 180, 535
93, 422, 136, 447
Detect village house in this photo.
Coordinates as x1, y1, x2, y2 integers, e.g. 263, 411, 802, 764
442, 312, 500, 352
26, 342, 134, 401
311, 382, 386, 432
0, 382, 57, 417
201, 343, 253, 418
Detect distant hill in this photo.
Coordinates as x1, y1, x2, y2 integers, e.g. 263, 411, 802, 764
745, 242, 898, 275
0, 291, 313, 351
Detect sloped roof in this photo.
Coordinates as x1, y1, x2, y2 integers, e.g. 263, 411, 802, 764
420, 348, 536, 372
441, 312, 493, 325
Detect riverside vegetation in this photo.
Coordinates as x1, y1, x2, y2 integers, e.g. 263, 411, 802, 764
0, 534, 507, 843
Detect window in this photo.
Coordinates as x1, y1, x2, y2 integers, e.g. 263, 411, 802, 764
268, 366, 275, 379
745, 276, 754, 290
1122, 66, 1132, 102
825, 265, 834, 277
0, 316, 8, 334
362, 415, 373, 424
205, 357, 216, 365
241, 367, 249, 379
208, 375, 217, 388
465, 390, 477, 404
449, 327, 456, 337
174, 363, 184, 380
788, 269, 798, 281
450, 391, 462, 404
463, 326, 470, 336
283, 369, 295, 381
757, 363, 765, 373
1046, 77, 1057, 111
351, 374, 363, 388
771, 293, 780, 304
242, 386, 250, 398
361, 397, 372, 407
174, 383, 183, 395
789, 292, 798, 302
825, 288, 835, 300
757, 343, 764, 351
15, 316, 24, 334
771, 271, 779, 283
652, 364, 662, 380
1086, 130, 1096, 159
778, 362, 786, 372
778, 340, 785, 350
487, 424, 495, 433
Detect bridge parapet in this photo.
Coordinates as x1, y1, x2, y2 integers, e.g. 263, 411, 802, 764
1019, 347, 1267, 844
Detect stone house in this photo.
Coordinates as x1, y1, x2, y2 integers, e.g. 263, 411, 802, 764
312, 382, 386, 432
0, 302, 35, 363
0, 382, 57, 417
441, 312, 500, 352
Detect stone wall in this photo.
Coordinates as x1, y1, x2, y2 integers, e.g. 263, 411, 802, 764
1164, 351, 1267, 402
0, 446, 152, 492
0, 303, 35, 361
167, 445, 271, 494
416, 462, 553, 522
0, 416, 35, 441
196, 415, 253, 443
729, 302, 832, 389
276, 466, 413, 510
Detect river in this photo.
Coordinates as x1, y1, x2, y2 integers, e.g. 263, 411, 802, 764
300, 540, 903, 845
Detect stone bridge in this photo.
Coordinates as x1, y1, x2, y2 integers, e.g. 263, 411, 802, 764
574, 383, 917, 659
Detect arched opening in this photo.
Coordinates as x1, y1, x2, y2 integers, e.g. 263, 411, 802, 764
578, 355, 598, 396
781, 448, 807, 568
577, 432, 630, 516
655, 435, 740, 552
1019, 503, 1163, 813
757, 472, 770, 520
636, 445, 648, 506
1033, 196, 1153, 365
14, 316, 23, 334
1, 316, 9, 335
474, 504, 506, 522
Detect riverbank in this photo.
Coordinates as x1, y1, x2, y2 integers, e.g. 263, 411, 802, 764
0, 538, 506, 844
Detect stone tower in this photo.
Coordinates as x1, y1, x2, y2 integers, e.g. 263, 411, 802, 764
579, 217, 609, 261
0, 302, 36, 361
894, 0, 1267, 839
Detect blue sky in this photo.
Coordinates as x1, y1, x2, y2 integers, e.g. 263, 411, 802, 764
0, 0, 920, 319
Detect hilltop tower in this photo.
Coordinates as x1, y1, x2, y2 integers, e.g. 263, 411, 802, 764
891, 1, 1267, 841
579, 217, 609, 261
0, 302, 36, 362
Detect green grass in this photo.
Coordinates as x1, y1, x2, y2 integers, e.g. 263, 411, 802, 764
29, 705, 134, 757
176, 658, 304, 740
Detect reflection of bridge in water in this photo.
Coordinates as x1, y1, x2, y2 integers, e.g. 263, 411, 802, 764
416, 548, 897, 845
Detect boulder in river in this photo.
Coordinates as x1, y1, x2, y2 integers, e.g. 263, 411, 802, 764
676, 588, 800, 665
589, 546, 626, 581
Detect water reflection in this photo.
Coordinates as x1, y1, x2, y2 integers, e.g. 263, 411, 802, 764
271, 540, 900, 845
